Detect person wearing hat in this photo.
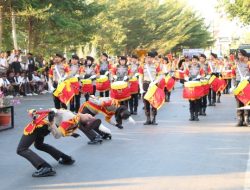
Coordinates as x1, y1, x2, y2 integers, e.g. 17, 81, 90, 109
68, 55, 81, 113
82, 56, 97, 101
207, 52, 219, 106
79, 96, 131, 132
161, 56, 173, 102
235, 49, 250, 126
128, 54, 140, 114
17, 108, 99, 177
48, 53, 70, 109
96, 53, 111, 97
111, 56, 131, 107
184, 55, 205, 121
199, 54, 209, 116
138, 51, 162, 125
222, 56, 233, 94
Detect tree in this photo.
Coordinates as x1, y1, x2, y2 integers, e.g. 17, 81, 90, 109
94, 0, 213, 55
219, 0, 250, 24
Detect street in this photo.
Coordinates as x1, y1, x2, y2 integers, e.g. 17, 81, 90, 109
1, 84, 250, 190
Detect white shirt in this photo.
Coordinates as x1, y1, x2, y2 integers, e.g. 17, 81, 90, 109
32, 74, 41, 82
2, 78, 10, 87
0, 58, 7, 69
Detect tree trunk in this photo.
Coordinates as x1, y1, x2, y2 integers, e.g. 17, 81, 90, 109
0, 6, 3, 49
27, 17, 33, 52
11, 10, 18, 50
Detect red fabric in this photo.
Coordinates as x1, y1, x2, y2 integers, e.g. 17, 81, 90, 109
96, 80, 111, 92
236, 84, 250, 106
203, 84, 210, 95
58, 87, 75, 105
175, 70, 185, 80
183, 86, 204, 100
158, 78, 166, 89
129, 81, 139, 94
148, 87, 165, 109
111, 87, 131, 101
71, 81, 80, 95
138, 65, 144, 75
82, 84, 93, 94
166, 77, 175, 91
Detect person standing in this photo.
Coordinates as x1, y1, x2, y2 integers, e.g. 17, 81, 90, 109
48, 53, 70, 109
69, 55, 81, 113
82, 56, 97, 101
199, 54, 209, 116
138, 52, 162, 125
207, 53, 218, 106
96, 53, 111, 97
128, 55, 140, 115
111, 56, 131, 107
235, 49, 250, 126
184, 55, 205, 121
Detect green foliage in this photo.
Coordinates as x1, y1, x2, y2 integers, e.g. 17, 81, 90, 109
0, 0, 213, 56
220, 0, 250, 24
94, 0, 213, 55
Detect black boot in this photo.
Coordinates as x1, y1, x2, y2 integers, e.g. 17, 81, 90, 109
151, 115, 158, 125
59, 156, 75, 165
129, 103, 134, 115
133, 107, 137, 115
199, 108, 202, 116
217, 96, 221, 103
244, 113, 249, 127
144, 115, 151, 125
211, 101, 216, 106
208, 101, 212, 106
194, 112, 199, 121
88, 136, 103, 145
236, 115, 244, 127
189, 111, 195, 121
202, 108, 207, 116
32, 167, 56, 177
115, 124, 124, 129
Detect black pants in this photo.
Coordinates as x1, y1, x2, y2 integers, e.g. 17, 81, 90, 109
200, 95, 207, 109
189, 99, 201, 113
224, 79, 231, 93
79, 107, 107, 140
129, 93, 138, 112
143, 82, 157, 117
16, 125, 69, 169
208, 88, 216, 104
100, 90, 109, 97
164, 88, 171, 101
70, 93, 81, 113
53, 95, 67, 109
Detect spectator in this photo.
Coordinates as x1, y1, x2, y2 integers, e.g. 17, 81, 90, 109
7, 71, 19, 96
20, 55, 28, 72
27, 53, 36, 74
11, 55, 22, 74
0, 52, 8, 75
19, 72, 32, 96
1, 74, 13, 97
30, 71, 42, 95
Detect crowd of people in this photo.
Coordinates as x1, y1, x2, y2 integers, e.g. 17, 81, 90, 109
0, 50, 49, 97
12, 49, 250, 177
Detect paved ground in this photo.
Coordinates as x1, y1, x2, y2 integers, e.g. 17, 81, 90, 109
1, 84, 250, 190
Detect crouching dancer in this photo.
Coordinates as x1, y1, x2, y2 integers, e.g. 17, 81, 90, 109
78, 96, 132, 144
17, 108, 99, 177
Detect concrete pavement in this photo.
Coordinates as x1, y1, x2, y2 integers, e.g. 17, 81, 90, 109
0, 85, 250, 190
